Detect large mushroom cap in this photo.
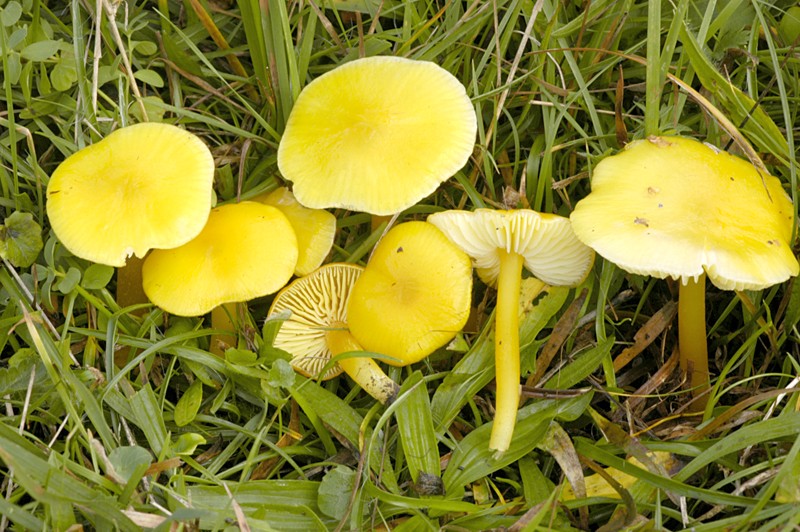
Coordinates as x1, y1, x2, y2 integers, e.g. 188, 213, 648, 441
142, 202, 298, 316
269, 263, 365, 380
277, 56, 477, 215
254, 187, 336, 276
570, 136, 799, 290
347, 221, 473, 365
46, 123, 214, 267
427, 209, 595, 286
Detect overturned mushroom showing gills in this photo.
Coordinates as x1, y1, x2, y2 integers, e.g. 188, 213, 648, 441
570, 135, 799, 399
428, 209, 595, 455
270, 222, 473, 405
270, 263, 400, 404
278, 56, 477, 215
142, 201, 298, 354
46, 123, 215, 309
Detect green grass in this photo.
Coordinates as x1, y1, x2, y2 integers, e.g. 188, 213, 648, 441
2, 0, 800, 530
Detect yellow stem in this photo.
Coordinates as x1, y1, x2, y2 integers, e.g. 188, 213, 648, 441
678, 275, 709, 398
489, 250, 525, 454
116, 256, 148, 314
327, 325, 399, 405
211, 303, 239, 357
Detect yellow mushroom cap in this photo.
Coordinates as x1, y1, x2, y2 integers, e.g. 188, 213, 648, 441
269, 263, 365, 380
142, 202, 298, 316
427, 209, 595, 287
46, 123, 214, 267
277, 56, 478, 215
347, 221, 473, 366
254, 187, 336, 276
570, 136, 800, 290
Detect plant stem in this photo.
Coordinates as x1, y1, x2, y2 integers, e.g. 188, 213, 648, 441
678, 275, 709, 397
327, 326, 399, 405
489, 250, 524, 454
116, 256, 148, 314
211, 303, 239, 356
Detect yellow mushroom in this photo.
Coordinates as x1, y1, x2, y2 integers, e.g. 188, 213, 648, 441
46, 123, 215, 311
142, 202, 298, 355
570, 136, 799, 398
269, 222, 472, 404
428, 209, 594, 455
278, 56, 477, 216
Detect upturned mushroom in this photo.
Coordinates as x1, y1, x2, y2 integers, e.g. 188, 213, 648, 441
428, 209, 595, 454
142, 201, 298, 354
277, 56, 477, 216
269, 221, 472, 404
570, 135, 799, 398
46, 123, 215, 310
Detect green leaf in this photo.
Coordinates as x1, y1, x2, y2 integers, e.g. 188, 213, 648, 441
226, 348, 259, 366
81, 263, 114, 289
267, 358, 295, 388
1, 2, 22, 26
56, 266, 81, 294
108, 446, 152, 484
318, 465, 357, 520
442, 392, 592, 492
20, 39, 61, 61
0, 211, 43, 267
173, 433, 207, 455
133, 68, 164, 87
174, 380, 203, 427
395, 372, 441, 490
50, 57, 78, 91
543, 336, 614, 389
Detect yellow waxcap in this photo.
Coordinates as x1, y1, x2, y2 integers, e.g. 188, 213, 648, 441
428, 209, 595, 287
278, 56, 477, 215
142, 202, 298, 316
269, 263, 364, 380
347, 221, 473, 366
570, 136, 799, 290
46, 123, 214, 267
255, 187, 336, 276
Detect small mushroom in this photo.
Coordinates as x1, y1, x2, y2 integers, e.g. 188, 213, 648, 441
46, 123, 215, 310
570, 136, 799, 399
277, 56, 477, 216
428, 209, 594, 454
254, 187, 336, 276
269, 222, 472, 404
348, 221, 473, 365
142, 201, 298, 354
270, 263, 399, 403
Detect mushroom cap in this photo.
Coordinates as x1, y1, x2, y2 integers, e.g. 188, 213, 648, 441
269, 263, 365, 380
347, 221, 473, 366
277, 56, 477, 215
46, 123, 214, 267
254, 187, 336, 276
570, 136, 799, 290
142, 202, 298, 316
427, 209, 595, 287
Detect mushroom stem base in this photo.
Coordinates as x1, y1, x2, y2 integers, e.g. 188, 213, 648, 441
327, 326, 399, 405
116, 255, 148, 314
489, 250, 525, 454
211, 303, 239, 357
678, 275, 709, 400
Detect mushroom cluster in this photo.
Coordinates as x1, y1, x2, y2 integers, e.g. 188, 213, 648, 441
46, 123, 215, 310
570, 136, 799, 399
269, 222, 473, 404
